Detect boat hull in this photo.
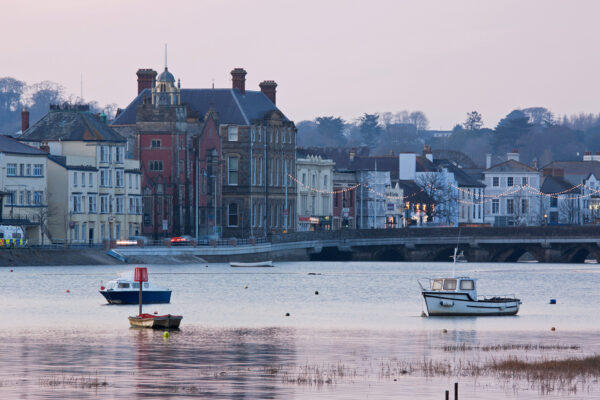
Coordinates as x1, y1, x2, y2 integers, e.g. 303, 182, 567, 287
230, 261, 273, 267
100, 290, 171, 304
423, 292, 520, 316
128, 314, 182, 329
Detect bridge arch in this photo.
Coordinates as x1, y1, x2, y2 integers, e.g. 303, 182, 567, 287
562, 245, 599, 263
372, 247, 405, 262
491, 246, 541, 263
309, 246, 353, 261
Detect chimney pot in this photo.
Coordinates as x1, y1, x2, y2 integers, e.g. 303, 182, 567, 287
21, 108, 29, 133
231, 68, 247, 95
259, 80, 277, 105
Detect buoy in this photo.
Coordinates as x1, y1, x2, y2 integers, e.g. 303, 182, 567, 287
100, 286, 105, 290
551, 327, 556, 331
315, 290, 319, 295
9, 269, 13, 272
285, 313, 290, 317
66, 289, 70, 293
163, 331, 170, 339
442, 329, 448, 333
549, 299, 557, 305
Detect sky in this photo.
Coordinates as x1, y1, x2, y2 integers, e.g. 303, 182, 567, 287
3, 0, 600, 129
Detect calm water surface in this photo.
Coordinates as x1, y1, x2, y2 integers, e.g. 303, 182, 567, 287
1, 261, 599, 399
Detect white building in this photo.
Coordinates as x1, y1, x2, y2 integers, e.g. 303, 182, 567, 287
356, 170, 391, 229
0, 135, 49, 244
19, 104, 142, 244
483, 153, 541, 226
296, 155, 334, 231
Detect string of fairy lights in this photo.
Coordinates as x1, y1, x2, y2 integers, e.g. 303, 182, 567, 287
287, 173, 600, 205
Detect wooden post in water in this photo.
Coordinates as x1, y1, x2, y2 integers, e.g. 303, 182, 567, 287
454, 382, 458, 400
138, 280, 142, 316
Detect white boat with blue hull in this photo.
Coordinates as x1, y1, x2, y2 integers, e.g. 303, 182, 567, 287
100, 272, 172, 304
418, 277, 521, 316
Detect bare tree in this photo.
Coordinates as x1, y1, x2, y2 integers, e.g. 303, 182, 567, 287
464, 111, 483, 131
415, 172, 457, 225
408, 111, 429, 131
558, 197, 580, 225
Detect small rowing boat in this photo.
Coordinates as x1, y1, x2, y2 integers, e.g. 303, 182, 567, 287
128, 313, 182, 329
230, 261, 273, 268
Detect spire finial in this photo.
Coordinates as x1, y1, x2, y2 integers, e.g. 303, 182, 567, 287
164, 43, 168, 69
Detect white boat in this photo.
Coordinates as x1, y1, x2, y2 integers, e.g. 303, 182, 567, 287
418, 277, 521, 316
418, 247, 521, 316
230, 261, 274, 268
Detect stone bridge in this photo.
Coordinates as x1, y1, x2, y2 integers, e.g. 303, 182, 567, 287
269, 226, 600, 263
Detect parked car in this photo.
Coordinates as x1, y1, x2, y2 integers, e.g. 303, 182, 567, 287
170, 235, 193, 246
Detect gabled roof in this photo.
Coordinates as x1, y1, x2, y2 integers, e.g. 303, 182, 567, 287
485, 159, 538, 173
0, 135, 46, 155
541, 175, 580, 195
20, 106, 125, 143
296, 147, 370, 170
48, 155, 98, 171
434, 159, 485, 187
111, 88, 288, 126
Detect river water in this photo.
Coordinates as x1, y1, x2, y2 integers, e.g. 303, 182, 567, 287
1, 261, 599, 399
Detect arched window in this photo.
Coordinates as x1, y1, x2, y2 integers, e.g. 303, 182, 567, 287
228, 203, 238, 227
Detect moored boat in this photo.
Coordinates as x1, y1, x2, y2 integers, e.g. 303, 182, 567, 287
100, 271, 171, 304
418, 276, 521, 316
128, 313, 182, 329
230, 261, 273, 268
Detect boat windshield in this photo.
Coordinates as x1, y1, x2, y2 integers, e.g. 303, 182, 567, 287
131, 283, 149, 289
118, 282, 130, 289
460, 280, 474, 290
443, 279, 457, 290
431, 279, 443, 290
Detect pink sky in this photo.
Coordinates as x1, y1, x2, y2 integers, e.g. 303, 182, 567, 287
3, 0, 600, 129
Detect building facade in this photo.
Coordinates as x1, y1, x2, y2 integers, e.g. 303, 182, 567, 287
20, 104, 142, 244
296, 155, 334, 231
332, 171, 358, 230
0, 135, 49, 244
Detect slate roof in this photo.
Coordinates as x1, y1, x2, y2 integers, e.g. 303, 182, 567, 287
295, 147, 370, 170
111, 88, 289, 126
541, 161, 600, 178
541, 175, 581, 195
20, 106, 125, 143
48, 155, 98, 171
485, 159, 538, 173
434, 159, 485, 187
0, 135, 47, 155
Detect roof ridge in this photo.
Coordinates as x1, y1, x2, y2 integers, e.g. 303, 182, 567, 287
229, 89, 249, 125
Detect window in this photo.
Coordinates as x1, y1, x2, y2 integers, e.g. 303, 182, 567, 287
7, 191, 15, 205
116, 196, 124, 214
492, 199, 499, 214
312, 174, 316, 187
228, 203, 238, 226
324, 175, 328, 188
34, 191, 43, 205
443, 279, 457, 290
149, 161, 163, 172
550, 196, 558, 208
506, 199, 514, 214
522, 177, 528, 186
507, 177, 514, 187
301, 194, 308, 214
228, 126, 238, 141
73, 172, 78, 187
252, 157, 256, 185
88, 195, 97, 213
72, 194, 82, 213
100, 195, 109, 213
311, 195, 316, 212
460, 280, 474, 290
19, 164, 24, 176
89, 172, 94, 187
302, 173, 306, 185
521, 198, 528, 214
228, 156, 239, 185
26, 164, 31, 176
33, 164, 43, 176
492, 177, 499, 187
6, 163, 16, 176
81, 172, 85, 186
100, 146, 109, 162
129, 197, 136, 214
116, 169, 124, 187
100, 169, 110, 187
116, 146, 124, 163
432, 279, 443, 290
128, 174, 132, 189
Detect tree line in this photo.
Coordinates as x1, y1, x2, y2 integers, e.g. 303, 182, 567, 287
297, 108, 600, 168
0, 77, 117, 134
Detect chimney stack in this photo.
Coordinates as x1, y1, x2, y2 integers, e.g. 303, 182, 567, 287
584, 151, 593, 161
259, 80, 277, 105
136, 69, 157, 95
231, 68, 247, 95
507, 149, 519, 162
21, 107, 29, 133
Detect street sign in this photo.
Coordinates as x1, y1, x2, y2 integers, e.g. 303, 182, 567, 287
134, 267, 148, 282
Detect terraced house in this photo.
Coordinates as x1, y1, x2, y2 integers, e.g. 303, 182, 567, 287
111, 66, 297, 239
19, 104, 142, 244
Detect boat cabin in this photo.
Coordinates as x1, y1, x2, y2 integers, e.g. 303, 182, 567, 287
426, 277, 477, 300
105, 279, 149, 290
